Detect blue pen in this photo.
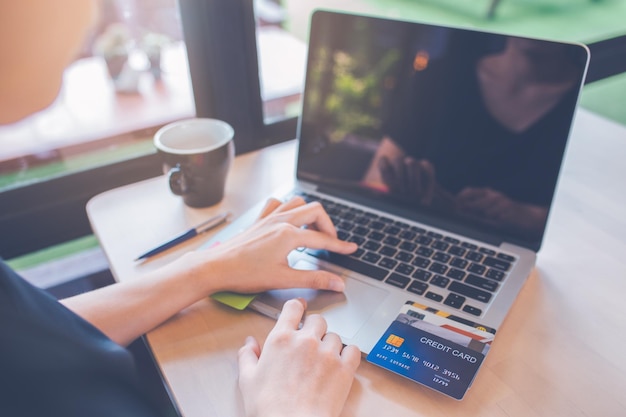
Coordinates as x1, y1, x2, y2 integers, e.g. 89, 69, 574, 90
135, 212, 231, 261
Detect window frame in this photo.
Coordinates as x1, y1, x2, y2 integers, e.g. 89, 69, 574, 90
178, 0, 298, 153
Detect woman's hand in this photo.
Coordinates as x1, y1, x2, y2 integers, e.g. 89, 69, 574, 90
456, 187, 547, 238
61, 197, 356, 346
238, 299, 361, 417
379, 155, 437, 205
378, 155, 456, 210
181, 197, 358, 295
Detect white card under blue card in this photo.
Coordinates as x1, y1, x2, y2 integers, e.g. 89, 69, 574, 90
366, 301, 496, 400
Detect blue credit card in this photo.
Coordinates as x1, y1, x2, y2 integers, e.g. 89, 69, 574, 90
366, 303, 493, 399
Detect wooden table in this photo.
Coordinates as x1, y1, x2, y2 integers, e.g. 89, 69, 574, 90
87, 108, 626, 417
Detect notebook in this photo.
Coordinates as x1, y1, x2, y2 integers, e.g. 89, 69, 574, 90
205, 10, 589, 398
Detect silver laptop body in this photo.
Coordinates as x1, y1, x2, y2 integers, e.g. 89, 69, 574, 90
209, 10, 589, 354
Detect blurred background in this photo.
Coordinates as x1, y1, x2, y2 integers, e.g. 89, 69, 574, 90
2, 0, 624, 294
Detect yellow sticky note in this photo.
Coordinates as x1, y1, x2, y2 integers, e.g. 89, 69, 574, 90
211, 292, 258, 310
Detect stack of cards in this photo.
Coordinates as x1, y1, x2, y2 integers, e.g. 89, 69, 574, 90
367, 301, 496, 400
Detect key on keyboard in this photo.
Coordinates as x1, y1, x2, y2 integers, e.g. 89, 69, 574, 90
298, 192, 517, 316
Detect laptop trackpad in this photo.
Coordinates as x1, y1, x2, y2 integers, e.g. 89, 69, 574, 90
254, 259, 389, 339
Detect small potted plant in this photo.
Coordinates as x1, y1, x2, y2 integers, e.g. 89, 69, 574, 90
140, 32, 171, 80
93, 23, 133, 80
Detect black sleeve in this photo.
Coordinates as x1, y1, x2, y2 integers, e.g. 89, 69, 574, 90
0, 261, 163, 417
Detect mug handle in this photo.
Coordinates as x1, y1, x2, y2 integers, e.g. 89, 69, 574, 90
168, 164, 188, 196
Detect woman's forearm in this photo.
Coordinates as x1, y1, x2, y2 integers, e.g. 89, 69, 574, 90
59, 198, 356, 347
60, 252, 225, 346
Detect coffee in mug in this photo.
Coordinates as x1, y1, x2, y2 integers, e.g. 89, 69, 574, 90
154, 118, 235, 207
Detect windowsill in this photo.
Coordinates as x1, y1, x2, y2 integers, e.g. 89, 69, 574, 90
6, 235, 110, 289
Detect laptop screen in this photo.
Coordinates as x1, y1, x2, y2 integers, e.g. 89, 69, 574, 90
297, 11, 588, 251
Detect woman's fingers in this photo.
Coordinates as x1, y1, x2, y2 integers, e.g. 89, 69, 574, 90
272, 196, 307, 213
302, 313, 328, 339
417, 159, 436, 205
259, 197, 337, 237
293, 228, 356, 253
272, 298, 307, 332
237, 336, 261, 372
267, 200, 338, 238
340, 344, 361, 369
321, 331, 344, 352
257, 198, 283, 219
257, 196, 308, 221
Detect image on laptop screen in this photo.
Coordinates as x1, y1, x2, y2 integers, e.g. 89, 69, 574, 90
297, 12, 588, 251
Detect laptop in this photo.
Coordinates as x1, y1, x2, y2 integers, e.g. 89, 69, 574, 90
208, 9, 588, 381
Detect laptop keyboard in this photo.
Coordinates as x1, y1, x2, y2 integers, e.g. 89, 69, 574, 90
297, 192, 517, 317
